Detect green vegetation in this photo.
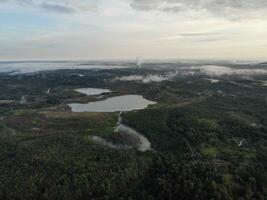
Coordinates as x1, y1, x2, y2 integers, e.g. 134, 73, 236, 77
0, 67, 267, 199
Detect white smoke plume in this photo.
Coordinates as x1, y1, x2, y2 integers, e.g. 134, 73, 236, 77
136, 57, 144, 68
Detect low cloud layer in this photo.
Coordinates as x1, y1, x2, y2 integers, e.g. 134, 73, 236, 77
0, 61, 128, 74
188, 65, 267, 77
2, 61, 267, 78
114, 65, 267, 81
114, 73, 177, 83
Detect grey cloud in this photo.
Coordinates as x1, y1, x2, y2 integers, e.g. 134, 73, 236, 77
40, 2, 75, 14
161, 6, 184, 13
177, 32, 218, 37
16, 0, 32, 5
0, 0, 33, 6
0, 0, 32, 5
176, 32, 225, 43
130, 0, 163, 11
130, 0, 267, 18
131, 0, 199, 12
0, 0, 97, 14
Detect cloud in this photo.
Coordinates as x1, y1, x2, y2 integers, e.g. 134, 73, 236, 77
175, 32, 220, 38
187, 65, 267, 77
203, 78, 220, 83
0, 61, 129, 74
114, 73, 177, 83
89, 136, 131, 150
40, 2, 75, 14
130, 0, 267, 19
130, 0, 163, 11
0, 0, 97, 14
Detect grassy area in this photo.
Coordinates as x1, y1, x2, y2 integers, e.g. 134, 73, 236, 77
200, 147, 219, 157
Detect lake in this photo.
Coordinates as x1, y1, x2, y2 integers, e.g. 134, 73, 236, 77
75, 88, 111, 95
68, 95, 156, 112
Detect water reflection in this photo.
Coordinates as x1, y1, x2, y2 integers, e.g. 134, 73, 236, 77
69, 95, 156, 112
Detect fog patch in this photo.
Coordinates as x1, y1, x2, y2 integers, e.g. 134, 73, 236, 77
115, 124, 151, 152
74, 88, 111, 96
187, 65, 267, 77
203, 78, 220, 83
20, 95, 27, 104
89, 136, 130, 150
114, 73, 177, 83
113, 111, 152, 152
262, 81, 267, 86
0, 61, 129, 74
46, 88, 51, 94
238, 139, 246, 147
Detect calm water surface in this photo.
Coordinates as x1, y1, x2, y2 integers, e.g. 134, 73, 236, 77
69, 95, 156, 112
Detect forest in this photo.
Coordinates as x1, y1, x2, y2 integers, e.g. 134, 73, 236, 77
0, 63, 267, 199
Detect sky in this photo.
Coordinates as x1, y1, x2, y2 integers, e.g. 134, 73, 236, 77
0, 0, 267, 61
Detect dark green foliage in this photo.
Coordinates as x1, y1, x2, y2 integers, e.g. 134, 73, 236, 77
0, 67, 267, 199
